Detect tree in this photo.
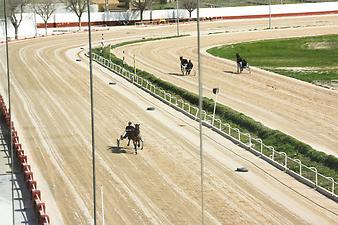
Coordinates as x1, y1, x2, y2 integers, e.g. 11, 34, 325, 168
6, 0, 29, 39
181, 0, 196, 19
0, 1, 5, 19
33, 0, 56, 36
118, 0, 131, 9
131, 0, 149, 21
64, 0, 87, 30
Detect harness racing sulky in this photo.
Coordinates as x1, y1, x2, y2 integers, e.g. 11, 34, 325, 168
117, 122, 143, 154
236, 53, 251, 74
179, 56, 193, 75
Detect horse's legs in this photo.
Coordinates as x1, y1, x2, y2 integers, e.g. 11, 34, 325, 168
140, 138, 144, 150
127, 138, 131, 146
133, 140, 137, 155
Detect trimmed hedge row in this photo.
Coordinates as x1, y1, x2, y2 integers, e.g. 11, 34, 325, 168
94, 43, 338, 178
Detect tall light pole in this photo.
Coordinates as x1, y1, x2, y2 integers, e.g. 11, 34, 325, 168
109, 44, 111, 62
212, 88, 219, 127
196, 0, 204, 224
150, 0, 153, 21
33, 9, 38, 37
268, 0, 272, 29
101, 185, 105, 225
105, 0, 109, 25
86, 0, 97, 224
176, 0, 179, 36
122, 50, 125, 68
134, 55, 136, 76
3, 1, 15, 224
101, 33, 104, 53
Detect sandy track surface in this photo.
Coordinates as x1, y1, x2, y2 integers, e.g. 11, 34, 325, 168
114, 15, 338, 156
0, 15, 337, 224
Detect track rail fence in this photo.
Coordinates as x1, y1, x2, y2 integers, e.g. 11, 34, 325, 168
92, 52, 338, 202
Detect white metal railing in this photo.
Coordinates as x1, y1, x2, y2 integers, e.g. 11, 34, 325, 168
92, 52, 338, 199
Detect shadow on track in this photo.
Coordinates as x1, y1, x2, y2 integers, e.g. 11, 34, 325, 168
107, 146, 127, 154
223, 70, 238, 74
168, 72, 184, 76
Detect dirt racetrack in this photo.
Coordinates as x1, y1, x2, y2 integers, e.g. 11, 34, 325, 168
0, 15, 338, 224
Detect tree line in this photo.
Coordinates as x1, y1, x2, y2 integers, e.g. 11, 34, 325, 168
11, 0, 330, 39
4, 0, 196, 39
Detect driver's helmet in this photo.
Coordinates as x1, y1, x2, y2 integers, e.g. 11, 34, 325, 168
128, 121, 132, 125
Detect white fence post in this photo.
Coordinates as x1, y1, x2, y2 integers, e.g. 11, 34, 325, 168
215, 119, 221, 130
281, 152, 287, 170
294, 159, 302, 176
310, 167, 318, 187
269, 146, 275, 160
233, 128, 240, 141
195, 108, 199, 120
257, 138, 263, 154
186, 103, 190, 113
177, 99, 182, 108
248, 134, 252, 148
327, 177, 335, 195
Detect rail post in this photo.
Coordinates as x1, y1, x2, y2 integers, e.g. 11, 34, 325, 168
233, 128, 240, 141
309, 167, 318, 187
281, 152, 287, 170
269, 146, 275, 160
294, 159, 302, 176
248, 133, 251, 148
257, 138, 263, 154
327, 177, 334, 195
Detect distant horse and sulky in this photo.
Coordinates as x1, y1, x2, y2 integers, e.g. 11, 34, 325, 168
236, 53, 251, 74
179, 56, 194, 75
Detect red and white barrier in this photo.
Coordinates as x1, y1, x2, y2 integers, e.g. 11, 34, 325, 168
0, 95, 50, 225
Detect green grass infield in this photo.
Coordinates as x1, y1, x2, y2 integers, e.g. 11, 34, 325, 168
207, 34, 338, 84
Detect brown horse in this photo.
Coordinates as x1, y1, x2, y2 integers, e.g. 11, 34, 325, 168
118, 124, 143, 154
129, 124, 143, 154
